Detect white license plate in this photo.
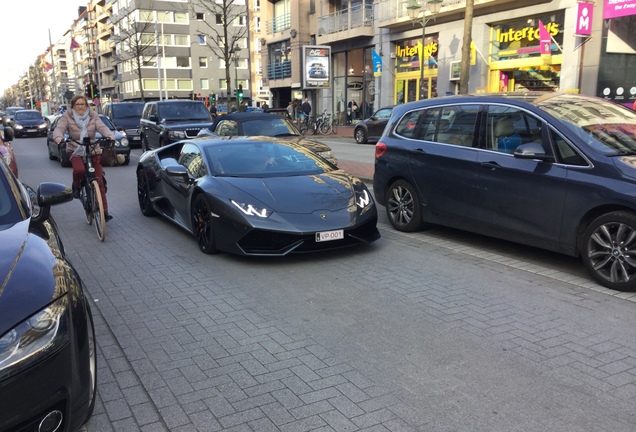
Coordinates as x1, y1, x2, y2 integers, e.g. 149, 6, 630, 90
315, 229, 344, 242
131, 137, 140, 141
27, 129, 37, 132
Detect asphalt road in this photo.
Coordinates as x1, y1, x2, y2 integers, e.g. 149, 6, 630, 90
11, 136, 636, 432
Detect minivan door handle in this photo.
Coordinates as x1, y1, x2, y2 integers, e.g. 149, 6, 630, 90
481, 161, 501, 170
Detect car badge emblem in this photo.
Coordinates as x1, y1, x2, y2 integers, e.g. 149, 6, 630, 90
320, 214, 327, 219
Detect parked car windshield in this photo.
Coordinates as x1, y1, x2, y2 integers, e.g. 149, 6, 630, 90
0, 170, 23, 226
99, 115, 117, 130
217, 118, 300, 137
537, 95, 636, 155
15, 111, 43, 120
158, 102, 210, 121
113, 103, 144, 118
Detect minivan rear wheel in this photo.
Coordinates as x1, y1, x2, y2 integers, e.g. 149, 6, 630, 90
581, 211, 636, 291
386, 179, 423, 232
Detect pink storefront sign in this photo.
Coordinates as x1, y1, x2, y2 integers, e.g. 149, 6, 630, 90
575, 2, 594, 35
604, 0, 636, 19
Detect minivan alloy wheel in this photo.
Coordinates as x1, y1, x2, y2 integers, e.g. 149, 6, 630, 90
386, 180, 423, 232
582, 211, 636, 291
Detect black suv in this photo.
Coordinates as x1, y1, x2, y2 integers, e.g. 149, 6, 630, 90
140, 100, 213, 151
103, 102, 145, 148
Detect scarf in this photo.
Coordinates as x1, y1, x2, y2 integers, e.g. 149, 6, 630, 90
71, 109, 91, 157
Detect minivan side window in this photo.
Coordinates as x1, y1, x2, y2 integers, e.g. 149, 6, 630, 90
485, 105, 543, 154
394, 105, 480, 147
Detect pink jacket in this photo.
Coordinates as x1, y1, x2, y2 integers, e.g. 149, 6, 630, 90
53, 110, 114, 156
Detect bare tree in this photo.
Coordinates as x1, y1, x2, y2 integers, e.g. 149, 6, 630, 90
187, 0, 248, 98
111, 7, 160, 101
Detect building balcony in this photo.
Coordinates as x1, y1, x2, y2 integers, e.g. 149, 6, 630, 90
317, 4, 375, 44
266, 61, 291, 81
375, 0, 524, 29
265, 13, 291, 35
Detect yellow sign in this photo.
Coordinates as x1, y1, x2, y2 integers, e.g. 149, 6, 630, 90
496, 22, 560, 44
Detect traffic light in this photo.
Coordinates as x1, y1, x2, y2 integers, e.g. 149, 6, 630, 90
92, 85, 99, 100
85, 83, 91, 98
237, 84, 243, 101
210, 93, 216, 102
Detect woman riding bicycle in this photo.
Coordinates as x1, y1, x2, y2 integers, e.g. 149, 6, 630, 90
53, 95, 116, 221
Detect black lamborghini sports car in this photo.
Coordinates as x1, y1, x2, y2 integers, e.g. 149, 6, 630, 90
136, 136, 380, 255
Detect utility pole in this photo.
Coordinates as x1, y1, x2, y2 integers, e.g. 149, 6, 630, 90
459, 0, 474, 94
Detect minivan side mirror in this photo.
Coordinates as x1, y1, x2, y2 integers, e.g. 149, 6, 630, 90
148, 114, 158, 123
513, 142, 555, 163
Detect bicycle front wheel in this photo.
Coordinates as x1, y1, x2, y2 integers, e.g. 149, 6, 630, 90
91, 180, 106, 242
319, 121, 333, 135
331, 119, 338, 134
81, 184, 92, 225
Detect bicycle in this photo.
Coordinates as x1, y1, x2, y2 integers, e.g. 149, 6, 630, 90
318, 110, 334, 135
66, 137, 112, 241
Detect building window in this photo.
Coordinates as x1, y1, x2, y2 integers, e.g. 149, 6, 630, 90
255, 17, 261, 33
219, 79, 227, 90
176, 57, 191, 67
200, 79, 209, 90
197, 35, 206, 45
174, 12, 188, 23
199, 57, 208, 68
254, 0, 260, 11
196, 12, 204, 20
216, 14, 223, 25
174, 35, 189, 46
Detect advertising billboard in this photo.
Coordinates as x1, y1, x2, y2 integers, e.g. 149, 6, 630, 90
302, 46, 331, 89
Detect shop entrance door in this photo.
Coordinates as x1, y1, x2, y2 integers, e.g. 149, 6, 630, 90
396, 78, 420, 104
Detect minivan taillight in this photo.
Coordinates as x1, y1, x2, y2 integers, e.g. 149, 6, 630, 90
375, 142, 387, 158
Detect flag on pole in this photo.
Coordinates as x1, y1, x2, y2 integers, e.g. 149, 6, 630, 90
70, 37, 80, 50
45, 62, 53, 71
538, 21, 552, 63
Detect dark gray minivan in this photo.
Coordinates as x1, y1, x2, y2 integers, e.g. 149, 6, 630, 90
102, 102, 145, 148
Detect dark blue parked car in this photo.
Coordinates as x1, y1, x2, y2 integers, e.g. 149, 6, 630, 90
373, 93, 636, 291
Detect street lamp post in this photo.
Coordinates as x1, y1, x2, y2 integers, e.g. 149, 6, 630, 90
154, 18, 162, 101
407, 0, 443, 100
161, 11, 169, 100
231, 45, 240, 106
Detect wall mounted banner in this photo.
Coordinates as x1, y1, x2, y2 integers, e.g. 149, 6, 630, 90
604, 0, 636, 19
302, 46, 331, 89
575, 2, 594, 35
372, 50, 382, 77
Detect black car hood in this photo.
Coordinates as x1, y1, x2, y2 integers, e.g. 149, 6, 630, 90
221, 171, 357, 214
0, 220, 68, 335
15, 119, 45, 127
161, 120, 213, 129
113, 117, 141, 130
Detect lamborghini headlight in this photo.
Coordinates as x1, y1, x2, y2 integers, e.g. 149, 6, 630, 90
356, 189, 373, 214
231, 200, 272, 218
0, 296, 70, 380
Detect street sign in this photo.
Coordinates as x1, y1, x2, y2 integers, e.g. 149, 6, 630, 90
93, 98, 100, 106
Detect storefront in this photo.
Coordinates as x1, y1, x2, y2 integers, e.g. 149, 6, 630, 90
487, 13, 565, 93
597, 0, 636, 109
393, 35, 439, 104
332, 47, 376, 124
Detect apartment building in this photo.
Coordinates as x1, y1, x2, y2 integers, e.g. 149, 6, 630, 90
36, 0, 636, 113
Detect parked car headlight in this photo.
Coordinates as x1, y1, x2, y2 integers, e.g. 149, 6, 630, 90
231, 200, 272, 218
0, 296, 70, 380
14, 124, 23, 130
117, 137, 129, 147
318, 150, 334, 160
170, 130, 186, 140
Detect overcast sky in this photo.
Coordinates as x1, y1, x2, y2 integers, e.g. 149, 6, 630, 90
1, 0, 83, 96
